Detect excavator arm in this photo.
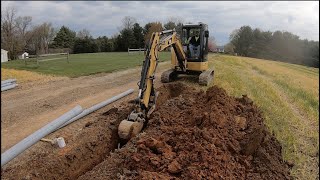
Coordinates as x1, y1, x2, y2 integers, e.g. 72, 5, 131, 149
118, 29, 187, 140
158, 30, 187, 72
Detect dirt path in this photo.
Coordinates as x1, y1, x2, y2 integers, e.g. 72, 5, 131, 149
1, 62, 170, 153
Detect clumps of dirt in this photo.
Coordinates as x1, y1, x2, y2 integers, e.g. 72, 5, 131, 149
79, 82, 293, 179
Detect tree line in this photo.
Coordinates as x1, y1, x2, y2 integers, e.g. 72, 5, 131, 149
1, 6, 189, 59
226, 26, 319, 67
1, 7, 56, 59
1, 6, 216, 59
2, 6, 317, 68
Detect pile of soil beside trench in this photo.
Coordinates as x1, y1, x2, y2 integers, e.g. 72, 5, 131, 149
78, 83, 293, 180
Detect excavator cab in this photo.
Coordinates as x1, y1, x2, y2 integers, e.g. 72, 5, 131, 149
161, 22, 214, 86
181, 23, 209, 61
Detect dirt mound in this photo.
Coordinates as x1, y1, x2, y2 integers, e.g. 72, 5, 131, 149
78, 83, 293, 179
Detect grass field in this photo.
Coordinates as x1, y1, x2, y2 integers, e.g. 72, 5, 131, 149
1, 52, 171, 77
206, 54, 319, 180
1, 52, 318, 179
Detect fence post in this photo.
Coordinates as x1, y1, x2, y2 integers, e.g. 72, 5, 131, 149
67, 53, 69, 63
128, 48, 129, 55
36, 55, 39, 66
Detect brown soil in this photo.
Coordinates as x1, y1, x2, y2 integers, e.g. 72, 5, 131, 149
78, 83, 293, 180
1, 82, 293, 180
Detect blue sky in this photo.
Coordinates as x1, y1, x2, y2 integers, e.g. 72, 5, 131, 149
2, 1, 319, 45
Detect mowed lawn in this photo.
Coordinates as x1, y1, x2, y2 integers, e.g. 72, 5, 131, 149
1, 52, 171, 77
205, 54, 318, 180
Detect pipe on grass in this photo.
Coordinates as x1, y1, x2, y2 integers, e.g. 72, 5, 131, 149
1, 105, 83, 167
1, 83, 17, 92
57, 89, 134, 130
1, 82, 14, 87
1, 79, 16, 85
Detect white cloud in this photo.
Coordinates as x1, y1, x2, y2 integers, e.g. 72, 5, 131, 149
1, 1, 319, 45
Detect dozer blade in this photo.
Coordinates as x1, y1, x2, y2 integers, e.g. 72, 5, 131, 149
199, 69, 214, 86
161, 69, 177, 83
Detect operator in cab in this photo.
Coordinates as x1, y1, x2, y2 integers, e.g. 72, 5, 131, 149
187, 30, 200, 58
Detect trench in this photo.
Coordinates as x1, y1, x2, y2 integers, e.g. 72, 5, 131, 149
77, 83, 186, 178
77, 82, 294, 180
1, 82, 294, 180
0, 83, 188, 180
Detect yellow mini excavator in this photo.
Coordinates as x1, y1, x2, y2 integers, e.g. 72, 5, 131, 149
118, 23, 214, 140
161, 22, 214, 85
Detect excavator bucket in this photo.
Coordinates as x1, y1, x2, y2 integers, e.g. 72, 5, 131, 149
118, 111, 145, 140
118, 120, 144, 140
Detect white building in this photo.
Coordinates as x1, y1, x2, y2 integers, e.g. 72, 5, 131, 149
19, 52, 29, 59
214, 46, 225, 53
1, 49, 8, 63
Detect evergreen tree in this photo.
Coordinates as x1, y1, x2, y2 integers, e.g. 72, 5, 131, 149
73, 37, 98, 54
132, 23, 144, 48
50, 26, 76, 49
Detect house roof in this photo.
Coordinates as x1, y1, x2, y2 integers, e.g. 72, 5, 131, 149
216, 46, 224, 49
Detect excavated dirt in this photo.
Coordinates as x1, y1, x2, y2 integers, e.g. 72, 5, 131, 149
78, 83, 293, 180
1, 82, 293, 180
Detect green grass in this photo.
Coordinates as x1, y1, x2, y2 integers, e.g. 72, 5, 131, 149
208, 54, 319, 180
1, 52, 171, 77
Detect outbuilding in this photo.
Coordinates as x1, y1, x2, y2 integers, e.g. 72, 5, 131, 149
214, 46, 225, 53
1, 49, 8, 63
18, 52, 29, 59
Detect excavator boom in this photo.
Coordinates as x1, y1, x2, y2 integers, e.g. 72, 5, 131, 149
118, 31, 183, 140
118, 26, 214, 140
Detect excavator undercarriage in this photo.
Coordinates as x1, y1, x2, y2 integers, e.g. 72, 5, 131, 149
161, 68, 214, 86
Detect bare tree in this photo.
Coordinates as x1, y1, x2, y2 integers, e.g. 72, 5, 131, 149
77, 28, 91, 39
208, 37, 217, 52
28, 22, 55, 54
121, 16, 136, 30
144, 22, 163, 44
27, 25, 42, 54
41, 22, 55, 54
229, 29, 239, 41
1, 6, 18, 59
167, 16, 184, 24
15, 16, 32, 51
164, 21, 176, 30
224, 42, 235, 54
